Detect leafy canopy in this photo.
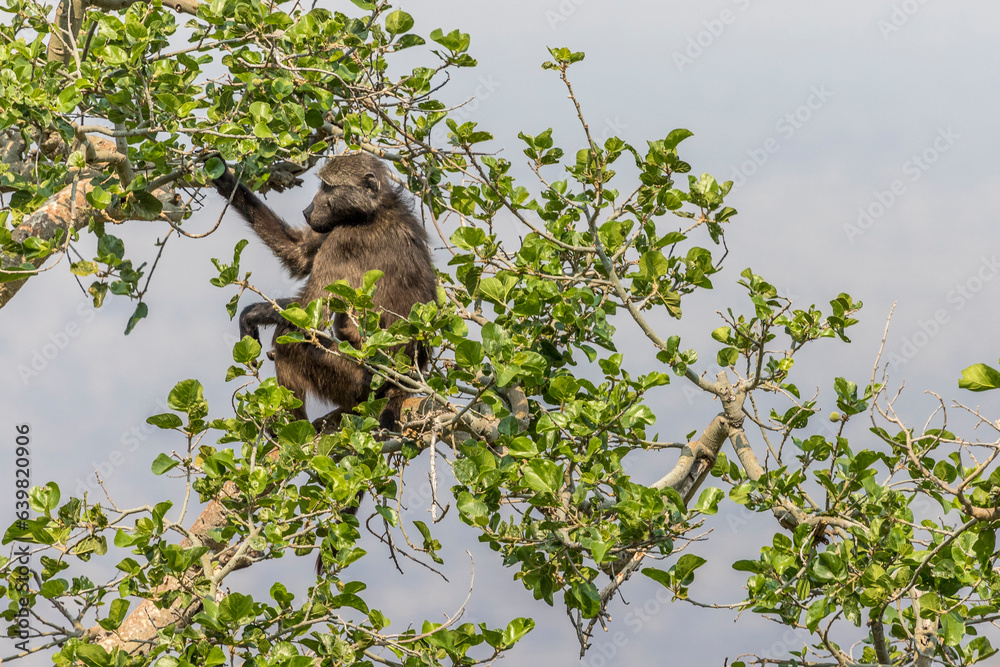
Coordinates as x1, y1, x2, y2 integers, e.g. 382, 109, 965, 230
3, 2, 1000, 666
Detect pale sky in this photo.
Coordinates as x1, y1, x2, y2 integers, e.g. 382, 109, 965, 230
4, 2, 1000, 664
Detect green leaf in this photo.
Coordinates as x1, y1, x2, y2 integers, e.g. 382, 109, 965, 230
167, 379, 208, 420
151, 453, 179, 475
805, 598, 829, 631
523, 459, 563, 495
57, 86, 82, 113
253, 122, 274, 139
430, 28, 471, 53
588, 539, 610, 563
481, 321, 510, 359
731, 560, 762, 573
455, 340, 484, 367
500, 617, 535, 648
663, 128, 694, 150
89, 281, 108, 306
638, 251, 669, 278
375, 505, 399, 527
642, 567, 673, 589
103, 598, 130, 630
545, 46, 586, 65
567, 580, 600, 617
385, 10, 414, 34
205, 157, 225, 179
281, 306, 313, 328
694, 487, 724, 515
456, 492, 488, 526
662, 290, 683, 318
31, 483, 60, 511
547, 375, 579, 402
278, 420, 315, 447
219, 592, 255, 624
621, 404, 655, 429
507, 437, 539, 458
941, 611, 966, 647
130, 190, 162, 219
361, 269, 384, 293
147, 413, 183, 429
70, 261, 98, 276
97, 234, 125, 264
203, 647, 227, 667
68, 150, 87, 169
249, 101, 272, 121
75, 644, 112, 667
124, 302, 148, 335
717, 347, 739, 367
451, 226, 487, 250
478, 275, 517, 305
959, 363, 1000, 392
673, 554, 707, 582
233, 335, 262, 364
101, 44, 128, 65
86, 185, 112, 209
711, 326, 731, 343
395, 33, 426, 49
510, 350, 548, 378
918, 591, 941, 615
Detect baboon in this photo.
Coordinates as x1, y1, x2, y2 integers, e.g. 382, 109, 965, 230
214, 152, 437, 433
216, 153, 436, 573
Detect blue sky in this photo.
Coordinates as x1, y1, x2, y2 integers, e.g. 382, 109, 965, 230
4, 1, 1000, 664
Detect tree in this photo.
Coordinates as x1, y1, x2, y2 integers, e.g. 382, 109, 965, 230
3, 1, 1000, 665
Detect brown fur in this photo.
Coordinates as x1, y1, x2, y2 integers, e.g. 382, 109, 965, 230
215, 153, 437, 432
216, 154, 437, 573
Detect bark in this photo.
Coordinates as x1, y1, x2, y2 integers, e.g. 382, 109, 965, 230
2, 0, 200, 308
912, 589, 938, 667
46, 0, 85, 65
90, 0, 200, 14
0, 160, 182, 308
1, 173, 114, 308
92, 482, 238, 653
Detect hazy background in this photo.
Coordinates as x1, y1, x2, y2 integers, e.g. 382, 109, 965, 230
4, 1, 1000, 664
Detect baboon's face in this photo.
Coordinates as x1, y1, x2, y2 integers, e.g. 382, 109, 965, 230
303, 155, 386, 233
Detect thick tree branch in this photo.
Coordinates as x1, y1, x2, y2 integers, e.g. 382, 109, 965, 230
0, 169, 183, 308
91, 481, 240, 653
45, 0, 85, 65
1, 178, 112, 307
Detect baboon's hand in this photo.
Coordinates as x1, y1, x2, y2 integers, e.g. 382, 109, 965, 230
237, 300, 292, 367
238, 310, 262, 346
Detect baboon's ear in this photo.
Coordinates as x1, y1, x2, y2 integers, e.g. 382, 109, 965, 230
364, 172, 380, 194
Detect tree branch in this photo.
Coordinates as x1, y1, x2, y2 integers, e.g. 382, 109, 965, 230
89, 0, 200, 15
87, 389, 518, 655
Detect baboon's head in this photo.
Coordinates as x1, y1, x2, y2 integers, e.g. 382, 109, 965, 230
303, 153, 391, 233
